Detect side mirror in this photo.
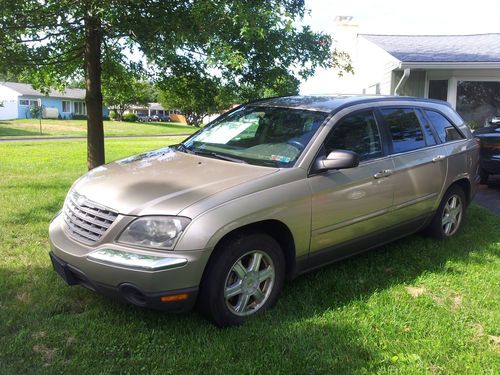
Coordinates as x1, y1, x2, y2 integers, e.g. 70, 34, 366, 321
313, 150, 360, 173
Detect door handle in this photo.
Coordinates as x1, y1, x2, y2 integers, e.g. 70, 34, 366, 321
373, 169, 393, 179
432, 155, 446, 163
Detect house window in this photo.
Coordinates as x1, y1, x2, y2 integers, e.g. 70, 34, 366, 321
456, 81, 500, 128
62, 100, 71, 112
428, 80, 448, 101
19, 99, 39, 106
74, 101, 87, 115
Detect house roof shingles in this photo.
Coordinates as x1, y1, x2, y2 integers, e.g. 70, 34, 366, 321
361, 33, 500, 63
1, 81, 85, 99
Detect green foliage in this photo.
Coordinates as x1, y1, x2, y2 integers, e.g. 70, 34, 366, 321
121, 113, 138, 122
158, 73, 236, 126
102, 63, 157, 120
71, 114, 87, 120
0, 0, 344, 106
109, 111, 117, 121
467, 120, 479, 130
29, 104, 43, 119
0, 0, 349, 166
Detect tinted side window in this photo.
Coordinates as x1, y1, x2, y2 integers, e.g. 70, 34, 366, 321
424, 110, 464, 142
324, 111, 382, 161
381, 108, 426, 153
415, 109, 437, 146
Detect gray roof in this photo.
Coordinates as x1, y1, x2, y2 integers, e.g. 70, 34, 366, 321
362, 34, 500, 63
1, 81, 85, 99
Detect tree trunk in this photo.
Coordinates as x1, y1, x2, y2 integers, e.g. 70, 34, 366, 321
118, 105, 125, 121
84, 15, 104, 170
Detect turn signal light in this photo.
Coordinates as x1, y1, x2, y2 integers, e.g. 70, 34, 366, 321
160, 293, 189, 302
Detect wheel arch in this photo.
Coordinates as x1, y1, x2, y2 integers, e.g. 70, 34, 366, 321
203, 219, 298, 281
448, 177, 472, 205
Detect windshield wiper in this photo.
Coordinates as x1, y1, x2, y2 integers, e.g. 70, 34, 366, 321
176, 143, 195, 154
192, 150, 248, 164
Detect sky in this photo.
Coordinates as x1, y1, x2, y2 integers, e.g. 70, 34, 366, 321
300, 0, 500, 94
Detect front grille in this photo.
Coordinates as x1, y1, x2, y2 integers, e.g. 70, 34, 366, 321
63, 191, 118, 244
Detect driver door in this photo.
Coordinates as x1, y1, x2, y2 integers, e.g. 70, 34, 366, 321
308, 109, 396, 257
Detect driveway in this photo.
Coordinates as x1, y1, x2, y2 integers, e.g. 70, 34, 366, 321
474, 175, 500, 215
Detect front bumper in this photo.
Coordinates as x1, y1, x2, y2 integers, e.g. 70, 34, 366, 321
49, 213, 211, 312
50, 252, 198, 311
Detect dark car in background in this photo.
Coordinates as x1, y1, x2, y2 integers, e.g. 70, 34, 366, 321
157, 114, 172, 122
475, 118, 500, 184
136, 113, 149, 122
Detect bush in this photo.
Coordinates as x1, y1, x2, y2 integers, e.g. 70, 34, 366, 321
122, 113, 138, 122
109, 111, 117, 121
72, 114, 87, 120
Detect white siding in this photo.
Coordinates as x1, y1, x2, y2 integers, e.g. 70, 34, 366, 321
0, 84, 20, 120
355, 37, 400, 95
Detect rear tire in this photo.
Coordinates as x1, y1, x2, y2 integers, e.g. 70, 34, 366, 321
198, 233, 285, 327
426, 186, 466, 239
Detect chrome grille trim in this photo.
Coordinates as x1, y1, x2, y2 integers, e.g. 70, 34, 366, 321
63, 190, 118, 244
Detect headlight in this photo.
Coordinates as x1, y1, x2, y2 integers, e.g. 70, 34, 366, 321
118, 216, 190, 249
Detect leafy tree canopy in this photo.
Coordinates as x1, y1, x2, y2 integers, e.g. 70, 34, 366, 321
0, 0, 350, 168
102, 65, 157, 120
158, 73, 235, 126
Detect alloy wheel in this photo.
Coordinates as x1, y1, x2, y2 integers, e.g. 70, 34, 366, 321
224, 250, 275, 316
441, 194, 463, 236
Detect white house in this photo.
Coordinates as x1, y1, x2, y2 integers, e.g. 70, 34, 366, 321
0, 82, 108, 120
127, 103, 180, 117
328, 19, 500, 127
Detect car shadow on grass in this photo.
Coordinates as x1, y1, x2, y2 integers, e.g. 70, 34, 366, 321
277, 204, 499, 312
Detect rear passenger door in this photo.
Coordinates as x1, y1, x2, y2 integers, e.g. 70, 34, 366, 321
422, 109, 468, 190
378, 107, 446, 222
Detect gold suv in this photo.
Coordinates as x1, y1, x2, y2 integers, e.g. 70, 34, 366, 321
49, 96, 479, 326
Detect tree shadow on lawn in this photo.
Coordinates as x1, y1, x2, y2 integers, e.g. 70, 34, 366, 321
0, 126, 42, 137
1, 205, 498, 372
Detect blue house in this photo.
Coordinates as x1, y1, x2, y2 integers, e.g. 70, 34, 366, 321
0, 82, 108, 120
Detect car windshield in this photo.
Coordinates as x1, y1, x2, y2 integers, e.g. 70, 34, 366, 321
180, 106, 327, 167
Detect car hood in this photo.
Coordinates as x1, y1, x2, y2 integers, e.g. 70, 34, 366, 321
72, 147, 278, 216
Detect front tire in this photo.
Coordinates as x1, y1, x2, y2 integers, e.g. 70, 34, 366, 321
198, 233, 285, 327
426, 186, 466, 239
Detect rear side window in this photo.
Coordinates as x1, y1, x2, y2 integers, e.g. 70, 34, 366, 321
380, 108, 426, 153
415, 110, 437, 146
424, 110, 464, 143
325, 110, 382, 161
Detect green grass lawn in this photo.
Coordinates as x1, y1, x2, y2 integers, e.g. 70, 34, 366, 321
0, 139, 499, 374
0, 118, 196, 138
